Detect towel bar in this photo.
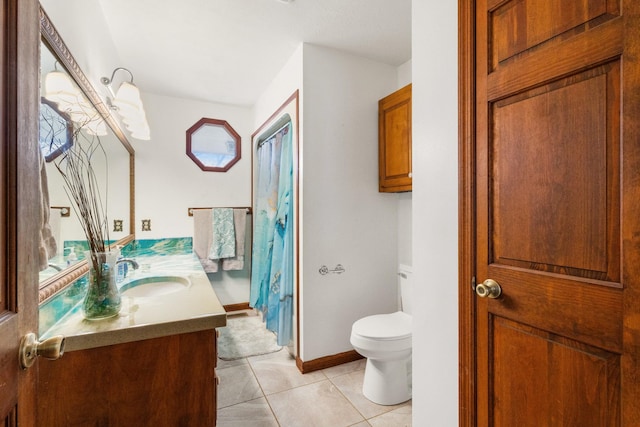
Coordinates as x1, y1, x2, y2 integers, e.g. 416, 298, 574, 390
51, 206, 71, 217
188, 207, 252, 217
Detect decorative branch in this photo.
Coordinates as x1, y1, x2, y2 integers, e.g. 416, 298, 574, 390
53, 115, 110, 275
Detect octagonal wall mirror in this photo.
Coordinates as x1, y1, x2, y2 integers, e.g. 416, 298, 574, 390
39, 97, 74, 162
186, 118, 241, 172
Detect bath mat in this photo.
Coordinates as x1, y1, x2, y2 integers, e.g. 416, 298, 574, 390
217, 314, 282, 360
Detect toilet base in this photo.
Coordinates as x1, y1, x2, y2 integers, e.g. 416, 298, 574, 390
362, 356, 412, 405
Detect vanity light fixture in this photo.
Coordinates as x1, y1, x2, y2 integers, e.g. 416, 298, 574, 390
100, 67, 151, 140
45, 65, 108, 136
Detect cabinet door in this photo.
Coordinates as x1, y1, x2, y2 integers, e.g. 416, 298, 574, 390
379, 84, 412, 192
38, 331, 217, 426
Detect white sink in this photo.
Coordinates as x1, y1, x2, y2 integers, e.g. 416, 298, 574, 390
120, 275, 190, 297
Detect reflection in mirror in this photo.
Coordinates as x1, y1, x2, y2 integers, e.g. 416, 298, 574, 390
38, 7, 135, 302
186, 118, 241, 172
39, 41, 130, 283
39, 97, 74, 162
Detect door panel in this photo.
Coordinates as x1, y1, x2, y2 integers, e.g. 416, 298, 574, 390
492, 317, 620, 426
384, 104, 410, 177
0, 0, 40, 425
490, 0, 618, 66
487, 17, 622, 102
487, 266, 622, 352
493, 64, 618, 278
469, 0, 640, 424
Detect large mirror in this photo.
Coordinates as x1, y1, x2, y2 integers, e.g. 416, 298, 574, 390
38, 7, 135, 303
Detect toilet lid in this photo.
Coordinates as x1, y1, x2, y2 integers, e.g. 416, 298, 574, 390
352, 311, 411, 340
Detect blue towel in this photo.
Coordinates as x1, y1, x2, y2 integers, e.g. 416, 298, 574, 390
208, 208, 236, 260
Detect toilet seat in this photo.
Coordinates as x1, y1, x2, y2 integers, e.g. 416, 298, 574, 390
351, 311, 412, 354
352, 311, 411, 340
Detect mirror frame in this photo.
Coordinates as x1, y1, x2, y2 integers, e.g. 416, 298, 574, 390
186, 117, 241, 172
38, 6, 136, 304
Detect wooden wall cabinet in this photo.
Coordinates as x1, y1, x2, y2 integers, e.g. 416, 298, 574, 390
378, 84, 412, 192
38, 330, 218, 426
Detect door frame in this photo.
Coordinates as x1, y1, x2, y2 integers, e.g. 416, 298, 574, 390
1, 0, 42, 424
458, 0, 476, 424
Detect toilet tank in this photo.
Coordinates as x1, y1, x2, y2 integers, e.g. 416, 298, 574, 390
398, 264, 413, 315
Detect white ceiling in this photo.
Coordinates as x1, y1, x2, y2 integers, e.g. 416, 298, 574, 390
96, 0, 412, 107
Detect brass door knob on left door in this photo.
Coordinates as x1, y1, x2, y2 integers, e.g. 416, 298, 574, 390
476, 279, 502, 299
19, 332, 65, 369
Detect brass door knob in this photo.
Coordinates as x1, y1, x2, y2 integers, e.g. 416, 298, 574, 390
19, 332, 65, 369
476, 279, 502, 299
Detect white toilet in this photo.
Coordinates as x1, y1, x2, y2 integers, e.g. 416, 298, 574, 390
350, 265, 412, 405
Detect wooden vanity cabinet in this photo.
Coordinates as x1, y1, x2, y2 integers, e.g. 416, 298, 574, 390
38, 329, 218, 426
378, 84, 412, 192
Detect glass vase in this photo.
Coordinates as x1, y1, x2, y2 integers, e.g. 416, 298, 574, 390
82, 250, 121, 320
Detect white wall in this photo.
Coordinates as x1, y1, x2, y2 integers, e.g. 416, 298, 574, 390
253, 45, 303, 130
397, 193, 413, 267
397, 60, 412, 88
396, 60, 413, 268
135, 92, 252, 238
300, 44, 399, 361
413, 1, 459, 425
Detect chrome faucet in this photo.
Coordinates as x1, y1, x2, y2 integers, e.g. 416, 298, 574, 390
116, 258, 140, 270
47, 263, 63, 271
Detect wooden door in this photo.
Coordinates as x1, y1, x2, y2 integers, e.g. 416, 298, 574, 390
460, 0, 640, 425
0, 0, 41, 425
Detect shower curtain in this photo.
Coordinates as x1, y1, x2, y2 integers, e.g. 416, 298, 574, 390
251, 122, 293, 347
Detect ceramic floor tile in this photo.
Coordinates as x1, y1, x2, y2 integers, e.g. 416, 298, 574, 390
217, 363, 263, 408
267, 380, 365, 427
367, 402, 412, 427
217, 356, 248, 370
348, 422, 372, 427
322, 358, 366, 378
330, 369, 408, 419
216, 397, 279, 427
249, 348, 327, 395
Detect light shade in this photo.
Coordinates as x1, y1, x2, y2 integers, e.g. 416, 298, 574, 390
113, 83, 150, 140
113, 82, 143, 113
45, 70, 106, 135
129, 126, 151, 140
101, 68, 151, 141
45, 71, 80, 105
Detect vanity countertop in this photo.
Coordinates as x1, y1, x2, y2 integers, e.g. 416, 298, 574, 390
40, 254, 226, 352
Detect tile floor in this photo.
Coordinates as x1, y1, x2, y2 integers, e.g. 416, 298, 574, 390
216, 348, 412, 427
